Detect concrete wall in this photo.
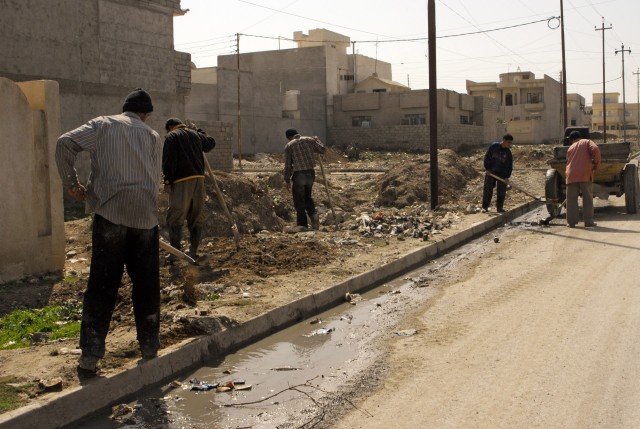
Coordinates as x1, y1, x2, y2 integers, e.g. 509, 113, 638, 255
0, 78, 65, 283
0, 0, 188, 140
217, 46, 331, 154
327, 124, 485, 152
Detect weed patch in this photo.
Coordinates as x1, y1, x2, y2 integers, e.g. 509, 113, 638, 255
0, 305, 82, 350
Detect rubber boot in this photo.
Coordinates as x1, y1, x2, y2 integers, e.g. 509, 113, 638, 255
168, 225, 182, 250
189, 227, 202, 259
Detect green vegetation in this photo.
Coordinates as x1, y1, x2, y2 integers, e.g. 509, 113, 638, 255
0, 305, 82, 350
0, 377, 33, 413
204, 293, 221, 301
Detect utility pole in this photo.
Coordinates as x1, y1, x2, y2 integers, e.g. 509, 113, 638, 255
560, 0, 568, 129
595, 18, 612, 142
633, 68, 640, 144
615, 44, 631, 142
236, 33, 242, 170
428, 0, 438, 210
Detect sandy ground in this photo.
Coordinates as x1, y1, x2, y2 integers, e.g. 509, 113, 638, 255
330, 197, 640, 428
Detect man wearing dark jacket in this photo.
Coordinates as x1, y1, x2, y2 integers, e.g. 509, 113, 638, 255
482, 133, 514, 213
163, 118, 216, 259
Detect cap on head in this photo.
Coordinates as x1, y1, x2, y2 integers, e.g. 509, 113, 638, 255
122, 88, 153, 113
285, 128, 298, 138
165, 118, 183, 132
569, 130, 582, 142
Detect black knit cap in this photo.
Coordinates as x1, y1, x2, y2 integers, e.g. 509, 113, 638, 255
122, 88, 153, 113
165, 118, 183, 131
285, 128, 298, 138
569, 130, 582, 141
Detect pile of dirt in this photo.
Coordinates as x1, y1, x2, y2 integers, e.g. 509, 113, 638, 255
376, 149, 480, 208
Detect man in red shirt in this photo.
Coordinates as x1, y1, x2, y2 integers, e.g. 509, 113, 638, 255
565, 131, 601, 228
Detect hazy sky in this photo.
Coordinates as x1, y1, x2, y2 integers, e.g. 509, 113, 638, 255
174, 0, 639, 106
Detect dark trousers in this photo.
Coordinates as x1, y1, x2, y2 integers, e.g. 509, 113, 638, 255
81, 214, 160, 358
482, 174, 507, 210
291, 170, 316, 227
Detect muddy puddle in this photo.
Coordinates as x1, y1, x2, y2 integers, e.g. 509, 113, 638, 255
76, 208, 549, 429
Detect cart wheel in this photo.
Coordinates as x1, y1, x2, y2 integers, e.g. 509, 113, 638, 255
624, 163, 638, 214
544, 169, 564, 217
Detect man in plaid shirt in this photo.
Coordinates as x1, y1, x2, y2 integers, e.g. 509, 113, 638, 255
283, 128, 326, 229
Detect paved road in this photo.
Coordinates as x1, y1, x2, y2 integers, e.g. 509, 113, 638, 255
333, 198, 640, 428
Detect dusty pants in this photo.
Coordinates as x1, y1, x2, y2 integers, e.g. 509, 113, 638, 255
166, 178, 206, 252
566, 182, 594, 226
80, 214, 160, 358
291, 170, 316, 227
482, 174, 508, 210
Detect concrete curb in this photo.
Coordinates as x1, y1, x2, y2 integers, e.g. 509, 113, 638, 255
0, 201, 542, 429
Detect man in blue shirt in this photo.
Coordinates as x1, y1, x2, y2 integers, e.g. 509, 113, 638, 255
482, 134, 514, 213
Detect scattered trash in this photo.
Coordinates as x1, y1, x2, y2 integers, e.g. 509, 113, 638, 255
169, 380, 182, 389
305, 327, 335, 337
340, 314, 353, 323
394, 329, 418, 337
493, 236, 500, 243
344, 292, 363, 304
58, 347, 82, 355
110, 404, 135, 420
271, 367, 301, 371
38, 377, 63, 392
310, 317, 322, 324
191, 383, 218, 391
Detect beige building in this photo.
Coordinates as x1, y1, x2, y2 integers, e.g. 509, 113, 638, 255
591, 92, 640, 139
329, 89, 502, 152
467, 71, 586, 144
186, 28, 391, 154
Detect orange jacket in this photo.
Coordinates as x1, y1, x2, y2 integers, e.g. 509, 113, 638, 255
566, 139, 601, 184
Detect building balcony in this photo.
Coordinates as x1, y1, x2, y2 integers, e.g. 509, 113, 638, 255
524, 103, 544, 112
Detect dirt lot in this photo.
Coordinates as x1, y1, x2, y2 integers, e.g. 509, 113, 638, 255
0, 143, 554, 413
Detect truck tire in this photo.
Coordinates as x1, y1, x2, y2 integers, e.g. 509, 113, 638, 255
624, 163, 638, 214
545, 169, 564, 217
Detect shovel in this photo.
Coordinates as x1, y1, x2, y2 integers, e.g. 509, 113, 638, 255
203, 155, 241, 250
317, 157, 339, 231
159, 238, 197, 265
486, 172, 546, 202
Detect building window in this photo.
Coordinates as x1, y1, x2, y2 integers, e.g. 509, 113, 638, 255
526, 92, 543, 103
352, 116, 372, 127
282, 112, 294, 119
340, 75, 354, 81
571, 119, 577, 126
372, 88, 387, 93
505, 93, 513, 106
460, 115, 469, 124
599, 111, 613, 117
401, 114, 426, 125
600, 96, 611, 104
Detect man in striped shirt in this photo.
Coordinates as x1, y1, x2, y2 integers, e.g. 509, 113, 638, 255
283, 129, 326, 229
55, 88, 163, 375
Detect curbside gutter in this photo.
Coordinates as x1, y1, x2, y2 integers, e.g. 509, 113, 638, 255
0, 201, 542, 429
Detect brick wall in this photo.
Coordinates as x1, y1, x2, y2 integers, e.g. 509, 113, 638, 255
175, 51, 191, 95
198, 121, 234, 172
328, 124, 485, 152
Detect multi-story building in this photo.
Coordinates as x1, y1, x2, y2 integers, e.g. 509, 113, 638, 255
187, 28, 390, 154
591, 92, 640, 139
467, 71, 587, 144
